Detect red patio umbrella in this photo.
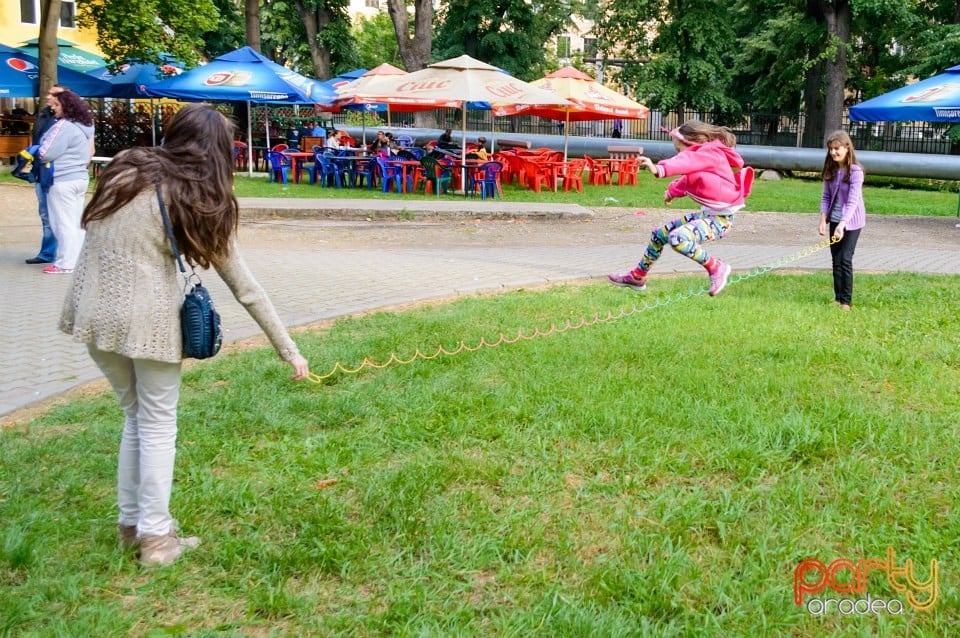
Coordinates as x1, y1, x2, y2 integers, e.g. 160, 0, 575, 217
501, 66, 650, 160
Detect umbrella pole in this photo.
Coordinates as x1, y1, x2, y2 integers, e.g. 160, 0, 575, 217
151, 100, 157, 147
564, 111, 571, 162
247, 101, 253, 177
265, 105, 271, 150
461, 106, 467, 193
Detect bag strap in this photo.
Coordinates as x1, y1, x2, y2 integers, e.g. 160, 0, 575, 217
156, 183, 189, 276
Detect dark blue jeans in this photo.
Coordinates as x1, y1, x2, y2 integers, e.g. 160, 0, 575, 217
35, 182, 58, 261
829, 222, 861, 306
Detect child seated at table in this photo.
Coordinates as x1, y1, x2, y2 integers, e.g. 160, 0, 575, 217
474, 137, 489, 161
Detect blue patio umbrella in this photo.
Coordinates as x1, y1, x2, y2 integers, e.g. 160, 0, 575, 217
849, 65, 960, 122
144, 46, 336, 175
850, 65, 960, 218
17, 37, 106, 73
85, 56, 184, 99
317, 68, 367, 94
143, 46, 333, 104
0, 43, 112, 97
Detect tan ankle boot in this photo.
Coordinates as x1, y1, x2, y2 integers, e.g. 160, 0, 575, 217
118, 524, 138, 549
139, 530, 200, 567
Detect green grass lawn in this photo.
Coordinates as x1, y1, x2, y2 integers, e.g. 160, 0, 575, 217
230, 171, 959, 217
4, 161, 957, 216
2, 272, 958, 636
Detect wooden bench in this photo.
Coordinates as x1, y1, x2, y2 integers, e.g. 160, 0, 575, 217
496, 138, 532, 151
301, 136, 326, 152
607, 145, 644, 159
0, 135, 30, 164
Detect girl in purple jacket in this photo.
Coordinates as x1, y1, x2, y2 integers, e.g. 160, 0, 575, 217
819, 130, 866, 311
609, 120, 754, 296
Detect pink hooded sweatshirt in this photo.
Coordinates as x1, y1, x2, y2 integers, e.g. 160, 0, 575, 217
653, 140, 754, 211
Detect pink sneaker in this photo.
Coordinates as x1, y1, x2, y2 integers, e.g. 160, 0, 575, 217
42, 265, 73, 274
708, 262, 731, 296
608, 271, 647, 291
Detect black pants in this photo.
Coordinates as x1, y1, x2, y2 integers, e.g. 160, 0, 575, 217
829, 222, 861, 305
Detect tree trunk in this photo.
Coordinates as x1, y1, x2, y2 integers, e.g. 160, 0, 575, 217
802, 62, 825, 148
294, 0, 331, 79
245, 0, 261, 51
821, 0, 850, 143
386, 0, 434, 127
38, 0, 61, 98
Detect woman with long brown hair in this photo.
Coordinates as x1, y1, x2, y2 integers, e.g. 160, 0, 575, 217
60, 104, 310, 567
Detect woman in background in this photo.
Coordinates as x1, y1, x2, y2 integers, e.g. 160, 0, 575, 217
37, 88, 95, 274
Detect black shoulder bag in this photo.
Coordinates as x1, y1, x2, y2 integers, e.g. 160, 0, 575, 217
156, 184, 222, 359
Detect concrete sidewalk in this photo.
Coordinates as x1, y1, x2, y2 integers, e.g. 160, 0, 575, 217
2, 197, 958, 419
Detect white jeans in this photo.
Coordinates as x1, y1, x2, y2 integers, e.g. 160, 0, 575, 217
88, 346, 182, 537
46, 178, 88, 270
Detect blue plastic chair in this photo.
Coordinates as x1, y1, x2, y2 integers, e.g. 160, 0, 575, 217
376, 156, 402, 193
476, 161, 503, 200
394, 134, 414, 148
352, 157, 377, 189
309, 152, 343, 188
407, 147, 426, 159
265, 151, 292, 184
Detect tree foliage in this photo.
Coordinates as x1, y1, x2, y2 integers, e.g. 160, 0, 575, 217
353, 13, 402, 70
77, 0, 218, 68
597, 0, 740, 119
434, 0, 571, 81
259, 0, 356, 79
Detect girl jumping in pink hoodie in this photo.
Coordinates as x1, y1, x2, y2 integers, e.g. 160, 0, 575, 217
609, 120, 754, 296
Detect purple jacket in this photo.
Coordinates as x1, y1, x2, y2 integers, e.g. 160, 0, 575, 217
820, 165, 866, 230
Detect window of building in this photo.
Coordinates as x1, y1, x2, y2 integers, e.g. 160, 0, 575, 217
20, 0, 36, 24
365, 0, 379, 7
61, 1, 76, 28
584, 38, 597, 59
557, 36, 571, 59
19, 1, 75, 27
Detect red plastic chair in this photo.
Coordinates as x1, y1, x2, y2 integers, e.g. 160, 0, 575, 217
617, 158, 640, 186
563, 159, 587, 193
584, 155, 612, 186
520, 158, 551, 193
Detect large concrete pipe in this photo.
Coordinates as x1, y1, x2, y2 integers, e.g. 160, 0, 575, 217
347, 127, 960, 181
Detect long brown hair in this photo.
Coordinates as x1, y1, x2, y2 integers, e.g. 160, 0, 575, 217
677, 120, 737, 147
821, 130, 860, 183
82, 104, 239, 269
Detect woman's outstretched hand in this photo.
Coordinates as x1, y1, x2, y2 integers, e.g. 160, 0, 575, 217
289, 354, 310, 381
639, 156, 657, 175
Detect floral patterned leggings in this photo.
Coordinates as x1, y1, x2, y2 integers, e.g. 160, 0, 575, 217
637, 212, 733, 272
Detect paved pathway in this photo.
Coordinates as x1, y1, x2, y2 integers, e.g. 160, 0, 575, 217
2, 197, 958, 418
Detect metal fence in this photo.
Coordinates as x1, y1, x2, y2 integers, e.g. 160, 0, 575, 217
80, 99, 960, 157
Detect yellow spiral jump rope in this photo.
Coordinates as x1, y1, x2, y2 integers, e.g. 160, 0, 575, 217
306, 236, 839, 383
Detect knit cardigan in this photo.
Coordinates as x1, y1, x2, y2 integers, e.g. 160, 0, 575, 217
60, 189, 301, 364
